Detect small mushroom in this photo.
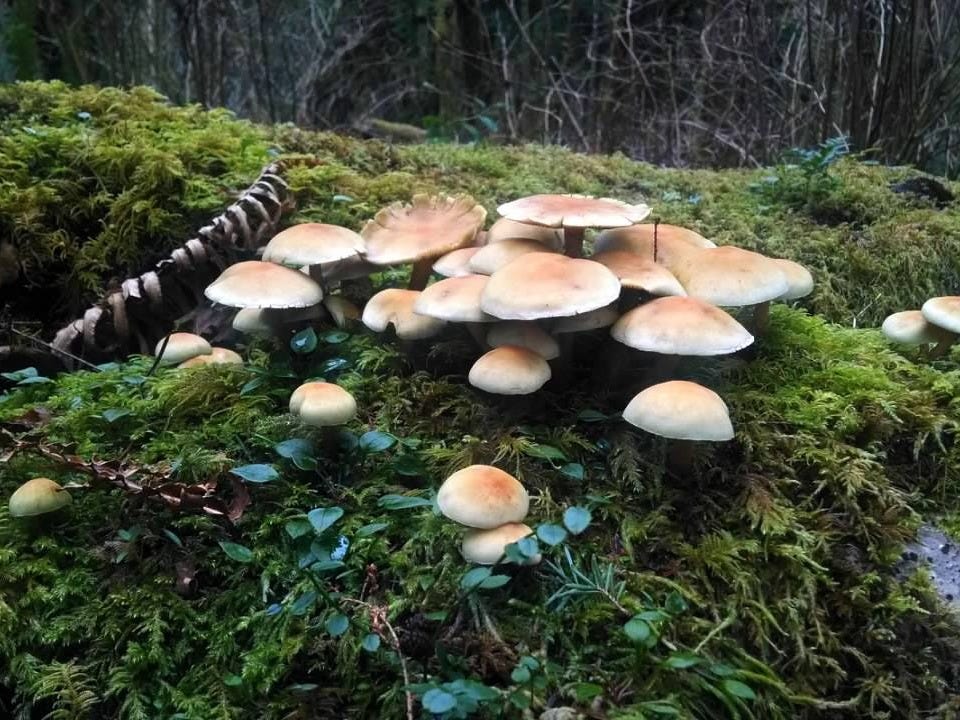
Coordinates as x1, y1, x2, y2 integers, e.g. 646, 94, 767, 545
486, 217, 562, 249
469, 238, 556, 275
468, 346, 552, 395
177, 347, 243, 368
437, 465, 529, 529
154, 332, 212, 365
262, 223, 365, 271
462, 522, 541, 565
9, 477, 72, 518
289, 381, 358, 427
205, 261, 323, 308
433, 247, 482, 278
362, 288, 446, 340
922, 296, 960, 357
486, 321, 559, 360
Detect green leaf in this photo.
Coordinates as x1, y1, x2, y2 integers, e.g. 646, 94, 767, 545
290, 327, 318, 354
461, 566, 493, 590
162, 529, 183, 547
510, 666, 531, 683
307, 506, 344, 534
101, 408, 131, 423
523, 442, 567, 462
378, 494, 431, 510
722, 679, 756, 700
222, 673, 243, 687
361, 633, 381, 652
359, 430, 396, 453
285, 519, 313, 539
641, 701, 681, 716
563, 506, 592, 534
560, 462, 584, 480
357, 522, 389, 537
479, 574, 510, 589
320, 329, 349, 344
240, 377, 264, 395
422, 689, 457, 714
665, 591, 688, 614
515, 536, 539, 558
289, 591, 317, 615
624, 617, 651, 643
536, 523, 567, 546
664, 652, 702, 669
393, 453, 425, 476
570, 682, 603, 701
230, 464, 279, 483
219, 541, 253, 563
325, 613, 349, 637
578, 409, 609, 422
275, 438, 315, 462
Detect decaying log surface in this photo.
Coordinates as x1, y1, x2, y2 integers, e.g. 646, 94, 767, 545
49, 162, 293, 368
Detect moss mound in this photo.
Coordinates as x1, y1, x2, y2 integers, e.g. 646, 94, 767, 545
2, 81, 960, 329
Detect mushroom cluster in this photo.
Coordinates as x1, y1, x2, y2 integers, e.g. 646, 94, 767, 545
882, 296, 960, 358
437, 465, 539, 565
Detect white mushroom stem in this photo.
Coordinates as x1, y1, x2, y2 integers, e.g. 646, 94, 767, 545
563, 227, 585, 258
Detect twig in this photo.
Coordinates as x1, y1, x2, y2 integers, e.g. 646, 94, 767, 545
8, 326, 102, 372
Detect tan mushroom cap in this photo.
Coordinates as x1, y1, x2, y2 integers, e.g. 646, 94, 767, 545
593, 225, 709, 269
623, 380, 734, 441
468, 345, 552, 395
590, 250, 687, 296
262, 223, 365, 267
232, 305, 324, 335
9, 477, 72, 517
487, 321, 559, 360
497, 194, 650, 229
611, 296, 754, 355
672, 247, 789, 307
205, 261, 323, 308
433, 247, 482, 278
461, 523, 541, 565
289, 381, 357, 427
480, 253, 621, 320
413, 275, 495, 322
362, 194, 487, 266
486, 218, 563, 250
882, 310, 955, 345
323, 296, 361, 328
437, 465, 529, 528
469, 238, 555, 275
362, 288, 446, 339
773, 259, 814, 300
155, 332, 212, 365
922, 296, 960, 334
178, 347, 243, 368
551, 303, 619, 334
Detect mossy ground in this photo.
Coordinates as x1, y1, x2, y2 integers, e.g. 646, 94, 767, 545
1, 82, 960, 719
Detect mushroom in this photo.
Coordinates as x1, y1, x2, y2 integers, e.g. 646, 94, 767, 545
154, 332, 212, 365
289, 381, 358, 453
206, 261, 323, 309
550, 303, 619, 334
322, 296, 361, 329
232, 304, 325, 338
469, 238, 556, 275
433, 247, 482, 278
497, 194, 650, 258
468, 345, 552, 395
362, 288, 446, 340
623, 380, 734, 470
772, 259, 814, 301
594, 223, 712, 269
413, 275, 495, 348
920, 296, 960, 357
486, 217, 563, 250
261, 223, 365, 273
9, 477, 72, 518
462, 522, 541, 565
362, 194, 487, 291
437, 465, 529, 528
177, 347, 243, 368
590, 250, 687, 299
486, 321, 559, 360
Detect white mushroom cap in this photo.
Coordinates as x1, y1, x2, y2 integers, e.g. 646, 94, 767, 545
486, 321, 559, 360
551, 303, 619, 334
497, 194, 650, 229
922, 296, 960, 334
611, 297, 753, 355
433, 247, 482, 278
413, 275, 494, 322
177, 347, 243, 368
486, 217, 563, 249
469, 238, 554, 275
155, 332, 212, 365
468, 346, 552, 395
232, 305, 324, 336
289, 381, 358, 427
623, 380, 734, 441
205, 261, 323, 308
262, 223, 365, 267
9, 477, 72, 517
671, 247, 789, 307
437, 465, 529, 529
590, 250, 687, 296
362, 288, 447, 339
773, 259, 814, 300
461, 523, 541, 565
882, 310, 956, 344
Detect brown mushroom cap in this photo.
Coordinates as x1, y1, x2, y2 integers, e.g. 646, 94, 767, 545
497, 194, 650, 229
551, 303, 620, 334
205, 261, 323, 308
593, 225, 708, 269
611, 296, 754, 355
486, 218, 563, 250
922, 296, 960, 334
881, 310, 955, 345
480, 252, 621, 320
361, 194, 487, 266
590, 250, 687, 296
461, 522, 541, 565
623, 380, 734, 441
413, 275, 495, 322
672, 247, 789, 307
9, 477, 72, 517
289, 381, 357, 427
262, 223, 365, 267
773, 259, 814, 300
486, 321, 559, 360
433, 247, 482, 278
155, 332, 212, 365
362, 288, 446, 339
469, 238, 555, 275
468, 345, 552, 394
178, 347, 243, 368
437, 465, 529, 528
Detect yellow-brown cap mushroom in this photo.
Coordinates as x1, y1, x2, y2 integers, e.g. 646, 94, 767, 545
594, 224, 710, 269
177, 347, 243, 368
590, 250, 687, 296
262, 223, 365, 267
362, 288, 446, 339
486, 217, 562, 250
205, 261, 323, 308
469, 238, 555, 275
882, 310, 955, 345
289, 381, 357, 427
9, 477, 72, 517
433, 247, 482, 278
551, 303, 620, 334
671, 247, 789, 307
323, 296, 361, 328
611, 296, 753, 355
922, 296, 960, 334
437, 465, 529, 528
413, 275, 495, 322
772, 259, 814, 300
155, 332, 212, 365
461, 522, 541, 565
468, 345, 552, 394
623, 380, 734, 441
486, 321, 559, 360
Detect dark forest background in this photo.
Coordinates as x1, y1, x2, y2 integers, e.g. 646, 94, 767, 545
3, 0, 960, 174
